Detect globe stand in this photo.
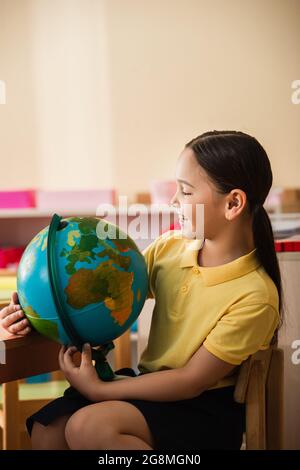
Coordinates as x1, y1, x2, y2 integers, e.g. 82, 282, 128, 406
47, 213, 118, 383
92, 342, 116, 381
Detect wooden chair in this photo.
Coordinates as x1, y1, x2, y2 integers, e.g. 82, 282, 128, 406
234, 346, 284, 449
0, 298, 131, 450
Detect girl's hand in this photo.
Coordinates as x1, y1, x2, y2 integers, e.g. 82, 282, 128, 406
0, 291, 31, 336
58, 343, 104, 401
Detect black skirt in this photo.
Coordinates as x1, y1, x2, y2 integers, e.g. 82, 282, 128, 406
26, 368, 245, 450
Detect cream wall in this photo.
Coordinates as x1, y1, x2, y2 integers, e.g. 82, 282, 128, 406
0, 0, 299, 198
0, 0, 39, 188
0, 0, 113, 191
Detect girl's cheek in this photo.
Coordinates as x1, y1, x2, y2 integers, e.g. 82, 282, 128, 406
181, 218, 196, 240
192, 202, 205, 236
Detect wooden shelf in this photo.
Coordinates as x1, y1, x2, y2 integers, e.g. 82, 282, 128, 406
269, 213, 300, 220
0, 206, 177, 247
0, 269, 17, 276
0, 207, 299, 252
0, 205, 176, 219
0, 207, 298, 221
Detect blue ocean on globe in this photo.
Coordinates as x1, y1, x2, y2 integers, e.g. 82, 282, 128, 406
17, 217, 148, 347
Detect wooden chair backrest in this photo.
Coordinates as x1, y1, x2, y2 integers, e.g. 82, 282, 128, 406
233, 347, 284, 449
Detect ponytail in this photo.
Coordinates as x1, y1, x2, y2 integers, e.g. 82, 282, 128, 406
252, 204, 282, 316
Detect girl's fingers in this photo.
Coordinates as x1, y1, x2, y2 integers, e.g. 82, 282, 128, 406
81, 343, 92, 367
58, 345, 67, 371
64, 346, 77, 370
10, 291, 19, 306
2, 310, 26, 328
15, 326, 31, 336
0, 304, 22, 320
7, 318, 30, 334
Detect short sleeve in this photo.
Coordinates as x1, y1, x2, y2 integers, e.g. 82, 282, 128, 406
142, 230, 180, 299
141, 230, 176, 299
203, 303, 280, 365
142, 241, 156, 299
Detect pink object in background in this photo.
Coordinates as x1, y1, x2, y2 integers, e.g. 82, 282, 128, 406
264, 186, 283, 213
0, 246, 25, 268
0, 190, 36, 208
168, 222, 181, 231
36, 189, 117, 211
150, 180, 177, 204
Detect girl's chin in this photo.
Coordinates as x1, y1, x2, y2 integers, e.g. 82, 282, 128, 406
182, 230, 196, 240
180, 219, 196, 240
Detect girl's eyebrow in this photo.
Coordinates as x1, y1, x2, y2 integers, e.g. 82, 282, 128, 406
177, 178, 195, 188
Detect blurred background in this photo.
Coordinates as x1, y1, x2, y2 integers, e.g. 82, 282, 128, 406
0, 0, 299, 200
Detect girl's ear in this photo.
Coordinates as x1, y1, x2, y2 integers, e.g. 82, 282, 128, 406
225, 190, 247, 220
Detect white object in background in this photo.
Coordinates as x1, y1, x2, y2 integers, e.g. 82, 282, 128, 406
271, 214, 300, 239
273, 220, 300, 237
0, 80, 6, 104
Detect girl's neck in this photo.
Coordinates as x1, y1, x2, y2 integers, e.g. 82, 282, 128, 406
198, 231, 255, 268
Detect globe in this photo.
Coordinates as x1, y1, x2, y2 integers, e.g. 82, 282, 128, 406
17, 215, 148, 350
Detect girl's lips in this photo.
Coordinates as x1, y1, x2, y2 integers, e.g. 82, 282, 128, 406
178, 215, 189, 227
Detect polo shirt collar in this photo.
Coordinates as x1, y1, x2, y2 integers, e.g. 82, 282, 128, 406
179, 238, 261, 286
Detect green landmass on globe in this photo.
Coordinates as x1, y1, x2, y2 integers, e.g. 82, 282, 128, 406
17, 216, 148, 347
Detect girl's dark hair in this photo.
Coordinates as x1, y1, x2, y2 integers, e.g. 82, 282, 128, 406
186, 130, 283, 322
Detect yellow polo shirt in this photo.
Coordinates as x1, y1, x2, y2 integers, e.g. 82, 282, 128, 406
138, 230, 280, 376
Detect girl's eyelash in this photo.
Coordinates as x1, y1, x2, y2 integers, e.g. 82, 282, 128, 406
181, 190, 192, 196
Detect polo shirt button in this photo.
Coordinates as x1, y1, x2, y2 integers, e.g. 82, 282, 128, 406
192, 266, 200, 274
181, 285, 188, 293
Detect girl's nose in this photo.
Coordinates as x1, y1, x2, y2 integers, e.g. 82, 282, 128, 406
169, 191, 179, 208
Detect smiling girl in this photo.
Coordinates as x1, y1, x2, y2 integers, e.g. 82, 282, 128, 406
0, 130, 281, 450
